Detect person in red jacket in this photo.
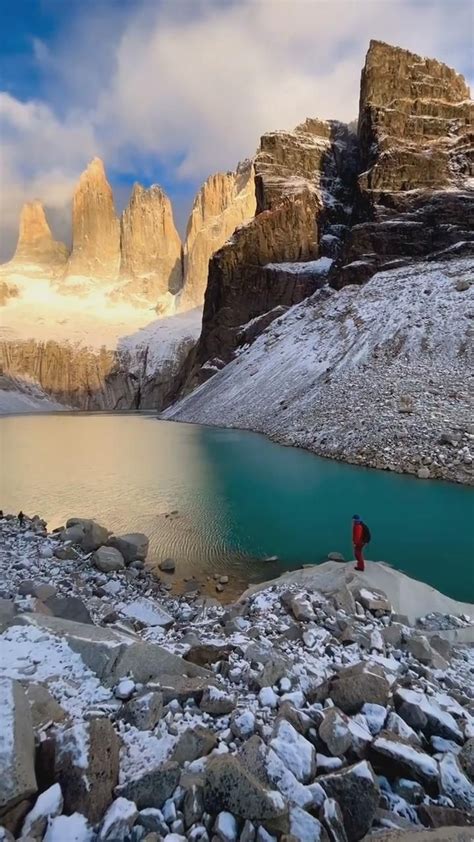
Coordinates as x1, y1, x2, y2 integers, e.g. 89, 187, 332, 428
352, 514, 367, 571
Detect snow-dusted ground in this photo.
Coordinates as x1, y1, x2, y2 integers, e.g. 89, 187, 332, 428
0, 265, 201, 352
1, 513, 474, 840
0, 264, 202, 410
167, 256, 474, 484
0, 376, 67, 415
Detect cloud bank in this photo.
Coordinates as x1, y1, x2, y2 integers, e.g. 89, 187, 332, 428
1, 0, 472, 258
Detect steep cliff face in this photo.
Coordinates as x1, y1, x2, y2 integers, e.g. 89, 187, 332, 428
180, 161, 256, 309
119, 183, 183, 307
11, 201, 68, 270
337, 40, 473, 285
65, 157, 121, 282
185, 119, 358, 381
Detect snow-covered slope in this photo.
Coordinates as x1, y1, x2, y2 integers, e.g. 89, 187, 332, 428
167, 256, 473, 484
0, 266, 202, 410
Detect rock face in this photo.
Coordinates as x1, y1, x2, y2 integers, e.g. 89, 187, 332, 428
183, 120, 358, 384
65, 157, 120, 281
11, 201, 68, 270
337, 40, 473, 285
119, 184, 182, 306
180, 161, 256, 309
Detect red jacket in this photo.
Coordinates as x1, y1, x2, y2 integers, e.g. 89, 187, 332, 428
353, 522, 364, 546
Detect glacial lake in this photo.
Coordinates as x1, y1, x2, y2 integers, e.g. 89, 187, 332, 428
1, 414, 473, 602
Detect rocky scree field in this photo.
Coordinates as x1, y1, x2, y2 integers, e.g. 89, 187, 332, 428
0, 513, 474, 842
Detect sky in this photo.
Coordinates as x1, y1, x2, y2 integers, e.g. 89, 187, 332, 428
1, 0, 472, 260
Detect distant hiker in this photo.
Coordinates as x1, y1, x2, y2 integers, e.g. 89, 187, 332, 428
352, 514, 371, 572
18, 510, 25, 527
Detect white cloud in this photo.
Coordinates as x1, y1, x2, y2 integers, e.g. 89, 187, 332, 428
1, 0, 472, 259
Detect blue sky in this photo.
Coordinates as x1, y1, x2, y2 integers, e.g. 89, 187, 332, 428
1, 0, 472, 258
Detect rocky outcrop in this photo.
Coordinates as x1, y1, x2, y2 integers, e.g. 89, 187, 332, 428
0, 318, 198, 411
336, 40, 473, 286
119, 183, 182, 306
180, 161, 256, 309
10, 201, 68, 270
183, 120, 358, 382
65, 157, 120, 282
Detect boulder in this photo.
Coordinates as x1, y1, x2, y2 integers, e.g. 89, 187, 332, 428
270, 719, 316, 784
183, 785, 205, 829
108, 533, 149, 563
406, 635, 434, 664
204, 755, 287, 823
288, 805, 327, 841
318, 760, 380, 841
370, 731, 439, 789
320, 797, 348, 842
290, 595, 316, 622
230, 709, 256, 740
458, 738, 474, 782
356, 587, 392, 613
25, 683, 68, 730
159, 558, 176, 573
65, 518, 110, 551
0, 598, 15, 632
213, 810, 239, 841
93, 546, 125, 573
43, 812, 93, 842
184, 644, 234, 668
98, 797, 138, 841
200, 686, 236, 715
171, 726, 218, 765
18, 581, 56, 601
20, 784, 63, 839
439, 753, 474, 812
329, 663, 390, 714
120, 691, 164, 731
0, 678, 37, 813
319, 707, 352, 757
43, 595, 93, 625
417, 804, 474, 828
116, 763, 180, 809
54, 718, 120, 823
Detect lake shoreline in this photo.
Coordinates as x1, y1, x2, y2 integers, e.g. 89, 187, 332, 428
162, 413, 474, 488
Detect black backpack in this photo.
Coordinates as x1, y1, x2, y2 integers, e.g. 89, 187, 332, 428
362, 522, 371, 544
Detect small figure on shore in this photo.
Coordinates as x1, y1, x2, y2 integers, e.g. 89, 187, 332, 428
352, 514, 371, 572
18, 510, 25, 527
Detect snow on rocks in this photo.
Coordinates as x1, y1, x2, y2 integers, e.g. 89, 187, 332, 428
1, 512, 474, 840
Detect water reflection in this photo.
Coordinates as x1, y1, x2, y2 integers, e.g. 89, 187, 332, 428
1, 413, 473, 600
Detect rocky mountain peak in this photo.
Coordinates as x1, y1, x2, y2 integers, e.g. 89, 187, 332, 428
65, 157, 121, 282
118, 181, 183, 305
11, 200, 68, 269
180, 161, 256, 309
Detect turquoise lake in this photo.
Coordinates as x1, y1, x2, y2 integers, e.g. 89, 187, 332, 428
1, 414, 473, 601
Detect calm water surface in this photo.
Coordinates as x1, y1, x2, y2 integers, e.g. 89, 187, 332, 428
1, 414, 473, 601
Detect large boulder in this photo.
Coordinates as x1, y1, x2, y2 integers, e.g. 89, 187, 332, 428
439, 754, 474, 812
25, 684, 68, 731
116, 763, 180, 809
20, 784, 63, 839
65, 517, 110, 551
54, 718, 120, 823
93, 546, 125, 573
204, 755, 288, 823
120, 691, 164, 731
0, 678, 37, 814
269, 719, 316, 783
458, 738, 474, 782
319, 707, 352, 757
370, 731, 439, 790
329, 662, 390, 714
318, 760, 380, 840
43, 595, 93, 625
171, 726, 218, 765
107, 533, 149, 563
